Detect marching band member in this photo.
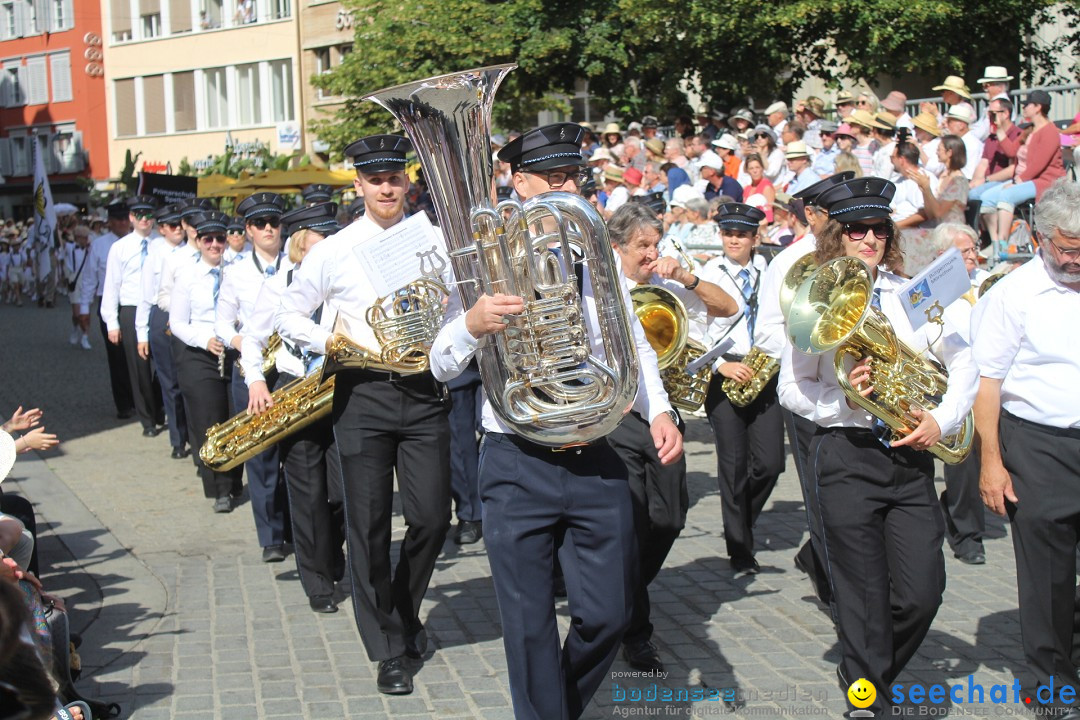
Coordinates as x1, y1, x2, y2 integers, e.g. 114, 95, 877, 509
430, 123, 683, 720
973, 179, 1080, 716
702, 203, 785, 576
136, 203, 192, 460
243, 202, 345, 612
754, 172, 853, 603
223, 218, 250, 265
81, 202, 135, 418
64, 224, 92, 350
216, 192, 289, 563
171, 210, 244, 513
277, 135, 451, 696
301, 183, 333, 205
777, 177, 978, 717
608, 201, 738, 672
100, 194, 166, 437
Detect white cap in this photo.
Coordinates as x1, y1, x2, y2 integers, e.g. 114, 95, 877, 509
765, 101, 788, 116
946, 102, 976, 125
670, 184, 705, 208
697, 151, 725, 171
712, 134, 739, 151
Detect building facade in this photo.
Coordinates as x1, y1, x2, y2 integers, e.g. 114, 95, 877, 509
102, 0, 303, 173
0, 0, 109, 217
296, 0, 350, 155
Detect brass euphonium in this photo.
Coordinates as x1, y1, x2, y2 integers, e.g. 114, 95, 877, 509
364, 65, 639, 446
785, 256, 973, 464
630, 285, 708, 412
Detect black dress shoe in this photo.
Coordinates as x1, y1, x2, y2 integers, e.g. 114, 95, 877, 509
309, 595, 337, 613
213, 496, 232, 513
622, 639, 663, 673
376, 657, 413, 695
731, 556, 760, 576
955, 549, 986, 565
142, 426, 161, 437
262, 545, 287, 563
171, 446, 191, 460
454, 520, 483, 545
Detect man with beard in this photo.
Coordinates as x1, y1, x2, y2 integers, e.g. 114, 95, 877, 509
277, 135, 451, 697
972, 179, 1080, 717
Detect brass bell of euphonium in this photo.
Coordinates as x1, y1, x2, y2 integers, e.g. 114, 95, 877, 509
364, 65, 639, 446
785, 256, 973, 464
630, 284, 709, 412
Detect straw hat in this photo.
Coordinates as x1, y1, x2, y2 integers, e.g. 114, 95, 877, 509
603, 166, 625, 183
873, 111, 898, 131
946, 102, 976, 125
977, 66, 1014, 84
589, 147, 615, 163
847, 109, 878, 130
602, 122, 622, 136
932, 75, 972, 100
911, 111, 942, 137
784, 141, 811, 159
644, 139, 665, 157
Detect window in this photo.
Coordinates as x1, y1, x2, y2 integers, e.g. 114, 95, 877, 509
114, 77, 137, 136
10, 135, 28, 175
2, 62, 26, 106
235, 63, 260, 125
314, 47, 330, 100
111, 0, 132, 41
50, 0, 71, 30
268, 59, 293, 122
169, 0, 191, 33
203, 67, 228, 128
139, 0, 161, 38
173, 70, 195, 130
266, 0, 287, 20
199, 0, 221, 28
25, 55, 46, 105
143, 74, 165, 133
53, 127, 83, 172
0, 138, 11, 176
233, 0, 253, 23
50, 51, 71, 102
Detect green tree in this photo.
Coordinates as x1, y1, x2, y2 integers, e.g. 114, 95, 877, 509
312, 0, 1079, 149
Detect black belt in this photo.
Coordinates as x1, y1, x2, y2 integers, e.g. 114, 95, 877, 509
1003, 410, 1080, 440
495, 432, 605, 454
343, 367, 427, 384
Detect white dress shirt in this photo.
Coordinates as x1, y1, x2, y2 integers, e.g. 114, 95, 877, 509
241, 267, 336, 385
606, 186, 630, 214
971, 254, 1080, 428
223, 243, 251, 267
136, 238, 196, 340
699, 254, 757, 360
63, 242, 89, 306
216, 250, 291, 348
79, 231, 118, 310
959, 132, 983, 180
171, 259, 223, 351
156, 243, 201, 314
100, 230, 161, 331
778, 268, 978, 436
891, 177, 926, 223
429, 252, 674, 434
755, 235, 816, 360
922, 138, 945, 179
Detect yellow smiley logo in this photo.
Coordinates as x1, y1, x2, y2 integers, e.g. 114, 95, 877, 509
847, 678, 876, 709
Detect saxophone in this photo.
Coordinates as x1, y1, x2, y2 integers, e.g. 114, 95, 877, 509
721, 347, 780, 407
365, 65, 639, 447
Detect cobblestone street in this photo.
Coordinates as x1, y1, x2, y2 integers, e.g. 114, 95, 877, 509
2, 299, 1029, 719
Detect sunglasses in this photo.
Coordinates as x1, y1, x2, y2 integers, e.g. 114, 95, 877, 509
250, 217, 281, 229
755, 133, 770, 140
134, 211, 155, 220
844, 222, 890, 240
202, 235, 227, 244
160, 221, 181, 229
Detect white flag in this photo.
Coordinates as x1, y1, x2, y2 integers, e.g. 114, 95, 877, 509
31, 137, 57, 249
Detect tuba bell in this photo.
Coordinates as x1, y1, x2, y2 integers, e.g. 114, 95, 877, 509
785, 256, 973, 464
364, 65, 639, 447
630, 285, 709, 412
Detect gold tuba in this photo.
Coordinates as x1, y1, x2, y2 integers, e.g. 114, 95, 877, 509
200, 370, 335, 471
365, 65, 639, 447
630, 285, 709, 412
786, 256, 973, 464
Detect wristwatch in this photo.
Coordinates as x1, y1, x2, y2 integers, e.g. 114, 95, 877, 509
683, 275, 700, 291
664, 409, 680, 426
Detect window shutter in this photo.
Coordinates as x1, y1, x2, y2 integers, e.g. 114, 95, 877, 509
13, 0, 25, 36
32, 0, 48, 32
0, 69, 10, 106
0, 138, 11, 176
169, 0, 191, 32
61, 0, 71, 28
26, 56, 46, 105
111, 0, 131, 38
114, 78, 137, 136
12, 137, 29, 175
50, 51, 71, 101
143, 74, 165, 134
15, 63, 28, 104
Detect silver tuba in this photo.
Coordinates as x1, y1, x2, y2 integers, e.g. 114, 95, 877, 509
365, 65, 639, 447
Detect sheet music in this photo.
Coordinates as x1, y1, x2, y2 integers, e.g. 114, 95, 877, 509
352, 212, 449, 297
897, 247, 969, 330
686, 338, 735, 375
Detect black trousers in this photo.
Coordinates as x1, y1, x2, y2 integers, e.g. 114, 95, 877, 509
118, 305, 164, 430
705, 375, 784, 563
278, 373, 345, 600
231, 363, 286, 548
1002, 412, 1080, 710
786, 408, 832, 603
96, 298, 134, 415
480, 432, 634, 720
447, 361, 483, 522
174, 340, 242, 499
332, 370, 451, 662
941, 438, 985, 556
148, 307, 188, 450
809, 427, 944, 716
607, 411, 687, 645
